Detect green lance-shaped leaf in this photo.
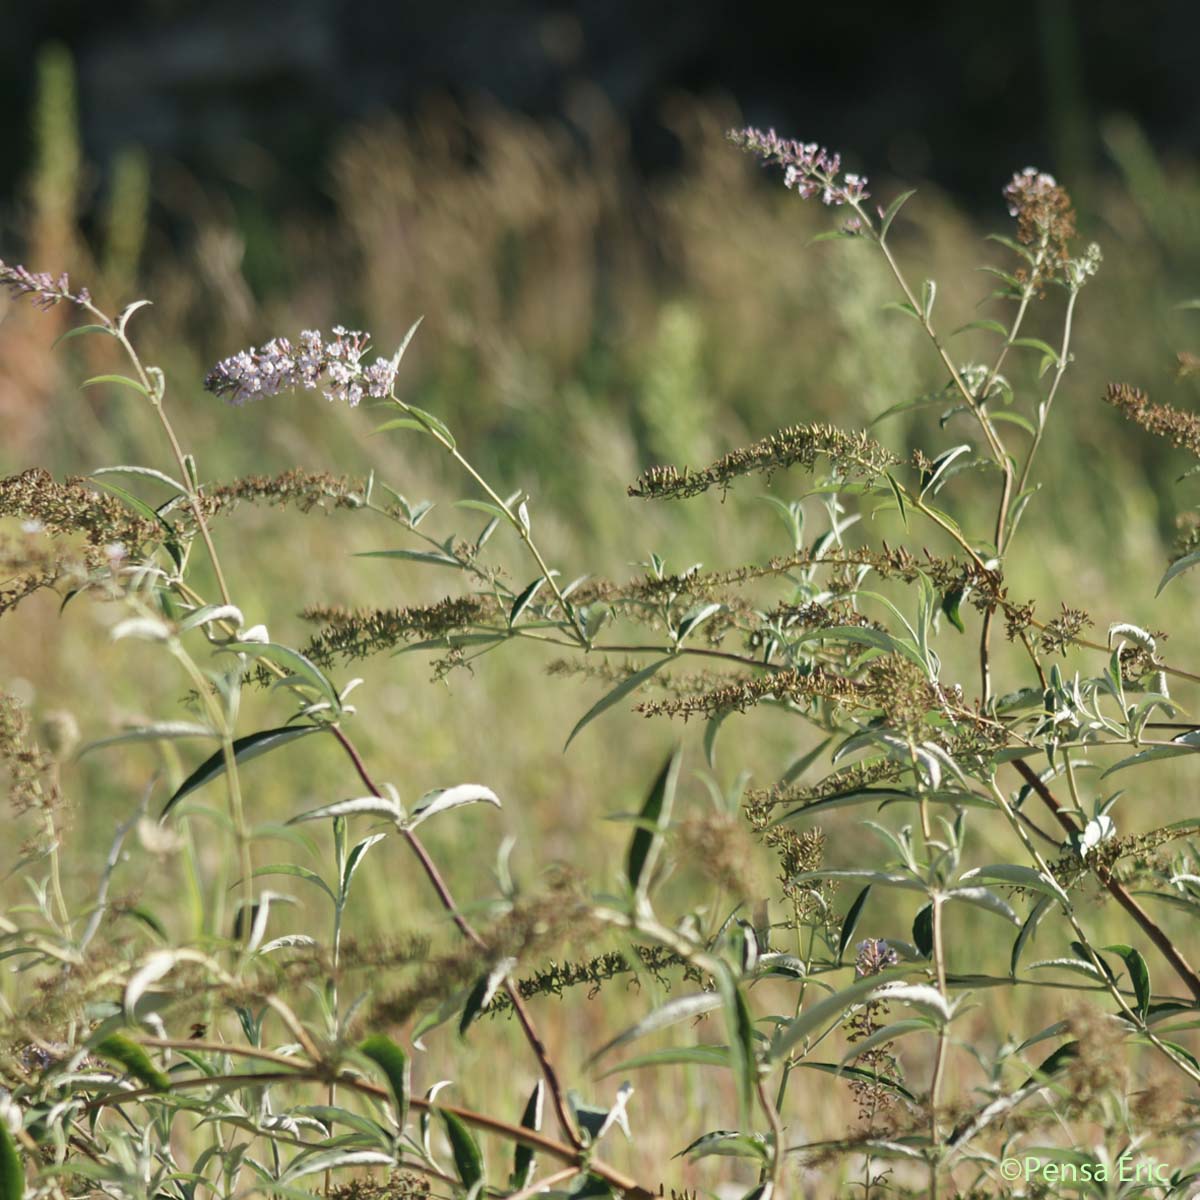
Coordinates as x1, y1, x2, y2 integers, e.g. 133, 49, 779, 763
53, 321, 116, 348
564, 656, 672, 749
510, 1081, 544, 1192
90, 465, 188, 495
359, 1034, 410, 1130
741, 1184, 774, 1200
884, 472, 908, 529
1022, 1041, 1080, 1087
406, 784, 500, 831
1104, 944, 1152, 1021
944, 885, 1019, 926
508, 576, 547, 626
959, 864, 1068, 903
879, 188, 917, 240
912, 903, 933, 958
601, 1044, 730, 1077
791, 1060, 916, 1103
1158, 549, 1200, 595
941, 587, 966, 634
160, 724, 323, 820
674, 1129, 770, 1163
282, 1150, 394, 1183
1010, 895, 1053, 976
92, 1033, 170, 1091
769, 966, 909, 1063
288, 796, 404, 826
839, 1018, 936, 1066
459, 958, 515, 1037
81, 373, 150, 397
726, 982, 758, 1131
627, 745, 682, 899
837, 886, 872, 964
0, 1118, 22, 1200
342, 833, 387, 899
78, 721, 218, 757
228, 641, 341, 711
1102, 729, 1200, 778
440, 1109, 484, 1189
586, 992, 724, 1067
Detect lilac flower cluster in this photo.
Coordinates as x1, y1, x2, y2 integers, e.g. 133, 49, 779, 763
1003, 167, 1059, 217
0, 260, 90, 310
728, 126, 869, 206
203, 327, 397, 407
854, 938, 898, 978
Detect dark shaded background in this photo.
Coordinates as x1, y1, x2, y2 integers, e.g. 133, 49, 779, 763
2, 0, 1196, 218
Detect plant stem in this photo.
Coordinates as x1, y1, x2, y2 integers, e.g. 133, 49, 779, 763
1011, 759, 1200, 1003
987, 775, 1200, 1084
82, 298, 233, 606
927, 893, 949, 1199
326, 723, 583, 1149
394, 399, 586, 646
95, 1053, 655, 1199
1005, 285, 1081, 550
756, 1076, 786, 1193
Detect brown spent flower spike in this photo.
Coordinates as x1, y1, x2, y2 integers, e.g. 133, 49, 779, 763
1105, 381, 1200, 459
629, 423, 900, 500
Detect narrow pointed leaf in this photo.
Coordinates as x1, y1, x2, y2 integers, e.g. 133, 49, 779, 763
837, 886, 871, 964
509, 576, 546, 626
440, 1110, 483, 1188
283, 1151, 394, 1183
228, 642, 340, 710
727, 984, 757, 1129
359, 1034, 410, 1129
161, 725, 323, 820
1103, 944, 1151, 1020
459, 958, 515, 1037
355, 549, 464, 569
407, 784, 500, 830
0, 1122, 22, 1200
81, 373, 150, 397
564, 657, 671, 749
1158, 549, 1200, 595
770, 966, 908, 1062
53, 321, 115, 348
396, 404, 455, 448
839, 1018, 934, 1064
627, 746, 682, 898
587, 992, 723, 1066
879, 188, 917, 240
79, 722, 218, 756
92, 1033, 170, 1091
675, 1130, 770, 1162
91, 465, 187, 494
1010, 895, 1052, 976
912, 904, 933, 958
289, 796, 403, 826
251, 863, 337, 903
510, 1082, 544, 1191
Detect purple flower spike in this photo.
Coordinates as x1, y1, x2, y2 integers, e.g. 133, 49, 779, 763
0, 260, 91, 310
729, 126, 869, 207
203, 326, 398, 407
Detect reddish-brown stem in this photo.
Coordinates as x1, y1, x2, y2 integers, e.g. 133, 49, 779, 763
83, 1065, 652, 1198
326, 723, 583, 1149
1011, 759, 1200, 1003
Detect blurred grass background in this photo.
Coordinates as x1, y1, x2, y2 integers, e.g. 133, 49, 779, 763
3, 43, 1200, 1192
